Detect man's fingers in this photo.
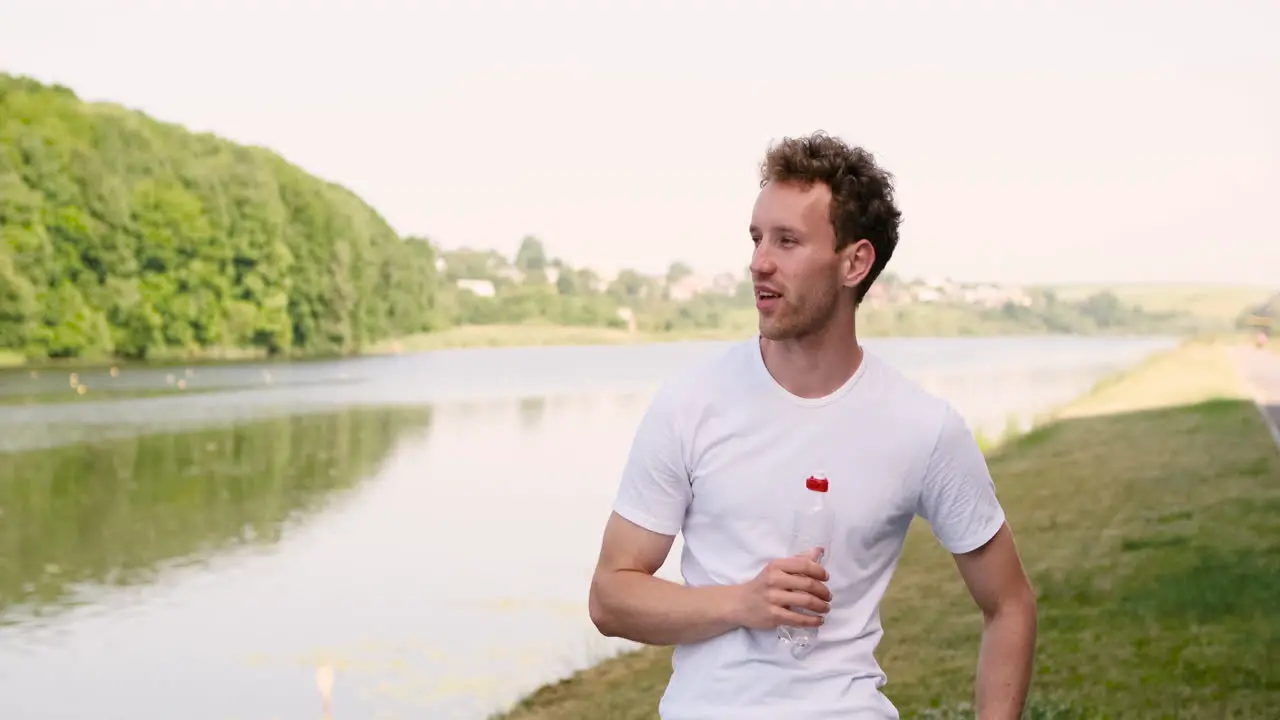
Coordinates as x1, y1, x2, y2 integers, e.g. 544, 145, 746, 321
772, 606, 823, 628
773, 572, 831, 602
769, 589, 830, 615
773, 555, 828, 581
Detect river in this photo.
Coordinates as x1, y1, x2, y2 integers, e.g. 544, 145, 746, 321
0, 334, 1178, 719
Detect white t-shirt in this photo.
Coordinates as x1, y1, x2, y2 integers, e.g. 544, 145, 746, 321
611, 337, 1006, 720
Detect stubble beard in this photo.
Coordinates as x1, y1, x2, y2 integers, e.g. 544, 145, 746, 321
759, 285, 843, 342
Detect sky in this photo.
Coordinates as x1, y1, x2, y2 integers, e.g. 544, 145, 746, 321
2, 0, 1278, 286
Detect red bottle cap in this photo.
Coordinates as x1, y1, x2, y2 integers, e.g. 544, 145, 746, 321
805, 475, 829, 492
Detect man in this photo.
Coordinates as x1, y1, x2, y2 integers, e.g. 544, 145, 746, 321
588, 131, 1037, 719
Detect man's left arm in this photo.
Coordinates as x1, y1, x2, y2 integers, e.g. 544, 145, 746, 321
917, 404, 1037, 720
953, 522, 1037, 720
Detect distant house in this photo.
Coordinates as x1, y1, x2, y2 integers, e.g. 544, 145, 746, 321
913, 286, 943, 303
616, 307, 637, 332
710, 272, 739, 296
593, 269, 619, 293
864, 284, 890, 307
961, 284, 1033, 308
456, 278, 496, 297
495, 266, 524, 283
668, 274, 711, 301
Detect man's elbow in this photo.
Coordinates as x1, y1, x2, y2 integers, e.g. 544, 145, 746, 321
588, 574, 622, 638
986, 580, 1037, 624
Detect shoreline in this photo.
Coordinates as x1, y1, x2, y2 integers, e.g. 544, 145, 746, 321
490, 336, 1279, 719
0, 323, 1216, 372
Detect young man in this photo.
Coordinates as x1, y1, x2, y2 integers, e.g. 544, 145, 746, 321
588, 131, 1037, 719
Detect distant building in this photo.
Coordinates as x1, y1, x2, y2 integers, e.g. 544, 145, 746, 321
963, 283, 1032, 308
913, 286, 943, 303
617, 306, 637, 332
710, 272, 739, 296
495, 266, 523, 283
593, 269, 619, 293
456, 278, 496, 297
668, 274, 711, 301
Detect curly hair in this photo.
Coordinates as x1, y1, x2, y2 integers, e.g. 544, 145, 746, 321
759, 131, 902, 303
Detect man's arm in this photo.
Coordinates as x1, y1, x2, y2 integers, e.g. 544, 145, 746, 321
916, 404, 1037, 720
588, 512, 742, 645
589, 377, 740, 646
588, 512, 832, 646
954, 522, 1037, 720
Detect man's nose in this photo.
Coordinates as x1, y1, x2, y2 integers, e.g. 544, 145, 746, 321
750, 244, 775, 275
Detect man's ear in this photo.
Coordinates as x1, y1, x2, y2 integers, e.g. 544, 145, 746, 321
841, 239, 875, 289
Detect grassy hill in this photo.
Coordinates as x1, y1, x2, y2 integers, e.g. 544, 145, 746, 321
1041, 283, 1275, 331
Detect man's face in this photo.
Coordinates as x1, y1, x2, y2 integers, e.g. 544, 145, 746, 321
749, 180, 868, 341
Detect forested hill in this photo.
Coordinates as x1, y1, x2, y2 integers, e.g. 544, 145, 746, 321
0, 72, 444, 362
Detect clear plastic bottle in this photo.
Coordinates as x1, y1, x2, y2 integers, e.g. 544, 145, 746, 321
777, 472, 833, 659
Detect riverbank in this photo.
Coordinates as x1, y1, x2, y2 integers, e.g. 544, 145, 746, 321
492, 339, 1280, 719
366, 322, 750, 354
0, 323, 1257, 373
0, 324, 753, 371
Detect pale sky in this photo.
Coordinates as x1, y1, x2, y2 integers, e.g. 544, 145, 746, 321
2, 0, 1277, 285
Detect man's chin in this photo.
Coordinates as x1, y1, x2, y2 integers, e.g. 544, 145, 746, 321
758, 318, 794, 342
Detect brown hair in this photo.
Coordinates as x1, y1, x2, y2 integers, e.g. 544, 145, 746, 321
760, 131, 902, 303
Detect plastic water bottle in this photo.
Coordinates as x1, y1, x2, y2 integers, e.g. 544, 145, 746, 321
777, 472, 833, 659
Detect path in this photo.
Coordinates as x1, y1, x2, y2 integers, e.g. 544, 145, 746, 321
1231, 345, 1280, 449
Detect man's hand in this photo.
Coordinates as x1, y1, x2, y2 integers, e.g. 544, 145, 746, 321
732, 549, 832, 630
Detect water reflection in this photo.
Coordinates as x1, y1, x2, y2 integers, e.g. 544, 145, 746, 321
518, 396, 548, 429
0, 405, 434, 627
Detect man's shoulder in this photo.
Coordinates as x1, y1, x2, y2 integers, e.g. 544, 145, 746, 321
645, 338, 761, 421
861, 350, 950, 411
858, 350, 957, 441
657, 337, 760, 395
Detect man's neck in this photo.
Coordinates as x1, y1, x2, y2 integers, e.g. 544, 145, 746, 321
759, 315, 864, 400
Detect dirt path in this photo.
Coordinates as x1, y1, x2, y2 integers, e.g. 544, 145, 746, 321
1231, 345, 1280, 448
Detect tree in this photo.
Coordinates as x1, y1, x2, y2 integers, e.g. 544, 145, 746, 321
514, 235, 547, 273
0, 71, 445, 361
666, 261, 694, 285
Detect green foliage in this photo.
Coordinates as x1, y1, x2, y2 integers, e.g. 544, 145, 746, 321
0, 72, 444, 361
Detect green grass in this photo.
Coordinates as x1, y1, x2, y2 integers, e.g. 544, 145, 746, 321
492, 340, 1280, 719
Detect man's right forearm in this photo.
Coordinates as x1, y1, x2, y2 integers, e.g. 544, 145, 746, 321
589, 569, 742, 646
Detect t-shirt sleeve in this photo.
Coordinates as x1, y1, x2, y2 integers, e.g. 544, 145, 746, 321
916, 403, 1006, 555
611, 383, 693, 537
